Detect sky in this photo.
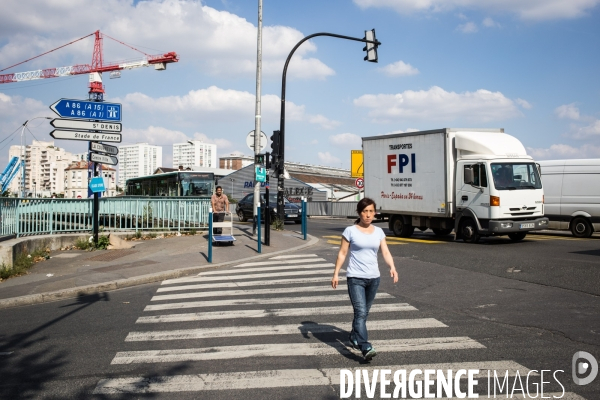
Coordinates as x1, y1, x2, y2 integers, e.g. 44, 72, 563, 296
0, 0, 599, 171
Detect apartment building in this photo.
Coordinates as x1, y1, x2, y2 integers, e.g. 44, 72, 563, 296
117, 143, 162, 188
64, 161, 117, 198
219, 154, 254, 170
8, 141, 78, 197
172, 140, 217, 169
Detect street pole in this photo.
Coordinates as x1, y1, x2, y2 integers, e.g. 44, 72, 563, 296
277, 31, 381, 220
252, 0, 263, 236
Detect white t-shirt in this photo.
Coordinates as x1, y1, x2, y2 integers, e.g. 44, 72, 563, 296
342, 225, 386, 279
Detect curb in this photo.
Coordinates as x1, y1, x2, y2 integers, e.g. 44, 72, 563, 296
0, 234, 319, 309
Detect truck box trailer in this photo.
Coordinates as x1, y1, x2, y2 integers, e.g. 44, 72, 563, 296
537, 158, 600, 238
362, 128, 549, 243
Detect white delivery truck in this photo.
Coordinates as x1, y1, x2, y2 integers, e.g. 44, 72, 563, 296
363, 128, 549, 243
537, 159, 600, 238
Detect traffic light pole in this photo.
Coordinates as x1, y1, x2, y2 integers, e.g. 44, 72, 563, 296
277, 31, 381, 220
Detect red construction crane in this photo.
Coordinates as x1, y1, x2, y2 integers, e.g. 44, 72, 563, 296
0, 30, 178, 100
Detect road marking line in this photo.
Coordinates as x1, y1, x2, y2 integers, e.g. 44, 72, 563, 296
143, 293, 395, 311
93, 361, 532, 394
125, 318, 447, 341
154, 276, 344, 296
192, 263, 336, 276
158, 270, 336, 291
151, 284, 345, 302
112, 337, 483, 364
385, 236, 445, 244
136, 303, 417, 323
269, 254, 319, 259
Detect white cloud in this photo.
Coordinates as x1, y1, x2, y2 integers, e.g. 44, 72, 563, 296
457, 22, 478, 33
527, 143, 600, 160
482, 17, 501, 27
353, 86, 522, 123
378, 61, 420, 77
329, 133, 362, 148
568, 119, 600, 140
0, 0, 334, 80
116, 86, 338, 129
554, 103, 580, 120
317, 151, 341, 166
516, 98, 532, 109
353, 0, 600, 21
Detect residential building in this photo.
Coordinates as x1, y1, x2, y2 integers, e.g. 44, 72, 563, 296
219, 154, 254, 170
173, 140, 217, 169
117, 143, 162, 189
64, 161, 117, 198
8, 141, 79, 197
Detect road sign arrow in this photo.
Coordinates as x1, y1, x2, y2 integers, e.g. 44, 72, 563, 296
50, 130, 122, 143
49, 98, 122, 121
90, 142, 119, 155
90, 152, 118, 165
50, 119, 122, 132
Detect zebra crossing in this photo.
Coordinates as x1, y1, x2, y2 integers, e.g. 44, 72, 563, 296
93, 253, 585, 398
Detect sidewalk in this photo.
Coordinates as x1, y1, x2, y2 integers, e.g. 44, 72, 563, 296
0, 225, 318, 309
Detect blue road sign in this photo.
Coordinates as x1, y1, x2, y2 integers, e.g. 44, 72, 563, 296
50, 99, 122, 122
89, 176, 106, 193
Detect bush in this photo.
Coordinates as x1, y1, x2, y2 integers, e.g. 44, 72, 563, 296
146, 232, 157, 239
189, 229, 197, 236
96, 235, 110, 250
74, 237, 91, 250
271, 216, 284, 231
134, 231, 142, 239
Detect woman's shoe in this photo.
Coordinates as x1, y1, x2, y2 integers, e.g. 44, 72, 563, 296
362, 347, 377, 361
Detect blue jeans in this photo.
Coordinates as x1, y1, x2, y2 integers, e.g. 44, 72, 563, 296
347, 276, 380, 352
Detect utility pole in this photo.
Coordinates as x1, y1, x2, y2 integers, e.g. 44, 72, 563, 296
252, 0, 263, 236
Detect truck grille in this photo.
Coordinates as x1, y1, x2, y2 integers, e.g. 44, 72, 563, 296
510, 207, 537, 211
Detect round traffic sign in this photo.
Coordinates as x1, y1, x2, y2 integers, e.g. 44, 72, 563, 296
355, 178, 364, 189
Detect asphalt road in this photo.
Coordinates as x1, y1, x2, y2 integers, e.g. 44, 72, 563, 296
0, 219, 598, 399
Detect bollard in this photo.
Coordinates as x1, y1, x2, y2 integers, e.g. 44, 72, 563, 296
302, 198, 307, 240
257, 206, 262, 253
208, 208, 213, 263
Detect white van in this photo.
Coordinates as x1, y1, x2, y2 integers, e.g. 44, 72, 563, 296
537, 159, 600, 237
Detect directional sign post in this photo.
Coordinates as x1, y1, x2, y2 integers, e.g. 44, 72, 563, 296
90, 142, 119, 156
51, 119, 122, 132
90, 152, 118, 166
50, 99, 122, 121
50, 130, 122, 143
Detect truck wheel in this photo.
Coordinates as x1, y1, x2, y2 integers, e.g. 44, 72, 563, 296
508, 232, 527, 241
237, 210, 247, 222
432, 228, 453, 236
391, 216, 414, 237
460, 219, 480, 243
571, 217, 592, 238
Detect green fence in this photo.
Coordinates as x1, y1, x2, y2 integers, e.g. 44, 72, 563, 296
0, 197, 211, 237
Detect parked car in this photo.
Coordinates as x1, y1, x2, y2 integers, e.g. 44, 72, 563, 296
236, 193, 302, 223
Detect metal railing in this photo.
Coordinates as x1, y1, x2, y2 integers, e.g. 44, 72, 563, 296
306, 201, 358, 217
0, 197, 211, 237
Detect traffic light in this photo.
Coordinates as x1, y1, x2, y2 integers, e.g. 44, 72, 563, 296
270, 130, 281, 169
265, 152, 271, 169
363, 29, 378, 63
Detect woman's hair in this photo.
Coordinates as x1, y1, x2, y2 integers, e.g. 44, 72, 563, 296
354, 197, 377, 224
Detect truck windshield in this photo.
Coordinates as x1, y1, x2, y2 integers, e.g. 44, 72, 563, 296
491, 163, 542, 190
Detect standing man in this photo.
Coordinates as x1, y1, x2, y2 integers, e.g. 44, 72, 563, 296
211, 185, 230, 235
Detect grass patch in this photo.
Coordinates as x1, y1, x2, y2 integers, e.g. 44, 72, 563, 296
74, 237, 92, 250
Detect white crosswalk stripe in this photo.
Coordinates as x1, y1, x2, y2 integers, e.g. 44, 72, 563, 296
157, 269, 336, 290
111, 337, 484, 364
94, 253, 575, 398
136, 303, 417, 323
125, 318, 447, 342
150, 283, 345, 301
143, 292, 396, 311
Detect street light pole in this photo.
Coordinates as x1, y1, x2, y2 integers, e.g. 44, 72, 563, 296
20, 117, 52, 198
277, 31, 381, 220
252, 0, 263, 236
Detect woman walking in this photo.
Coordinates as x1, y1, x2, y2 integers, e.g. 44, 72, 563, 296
331, 198, 398, 361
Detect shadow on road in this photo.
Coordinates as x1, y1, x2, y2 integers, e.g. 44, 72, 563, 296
298, 320, 364, 363
0, 292, 109, 399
